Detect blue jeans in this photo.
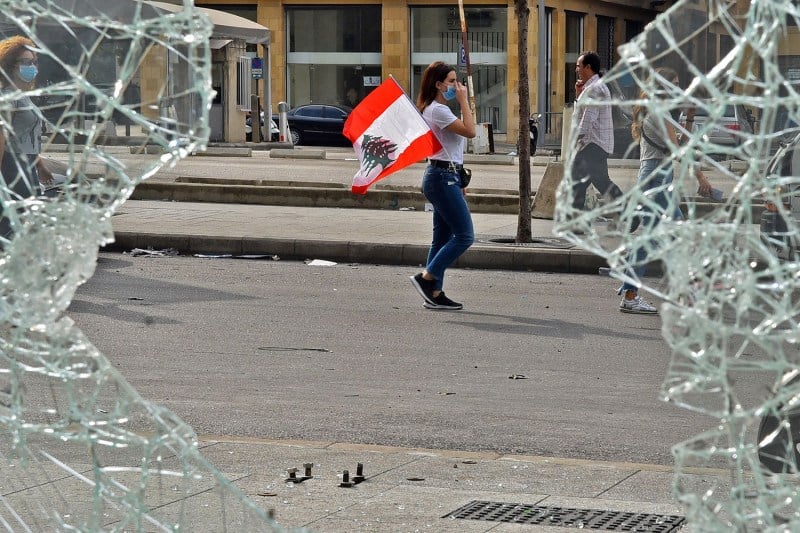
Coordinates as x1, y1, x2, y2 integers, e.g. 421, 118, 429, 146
620, 158, 682, 293
422, 165, 474, 291
0, 152, 39, 241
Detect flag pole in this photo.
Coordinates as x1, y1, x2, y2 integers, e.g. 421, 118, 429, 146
457, 0, 477, 121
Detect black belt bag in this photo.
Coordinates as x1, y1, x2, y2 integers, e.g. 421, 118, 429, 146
458, 167, 471, 188
429, 159, 471, 188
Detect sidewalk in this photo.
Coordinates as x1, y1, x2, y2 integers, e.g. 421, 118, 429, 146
13, 434, 718, 531
102, 140, 601, 271
103, 149, 744, 273
39, 143, 746, 274
193, 436, 716, 531
108, 200, 607, 273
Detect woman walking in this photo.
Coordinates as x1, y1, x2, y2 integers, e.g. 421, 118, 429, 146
0, 35, 53, 240
618, 68, 711, 314
409, 61, 476, 310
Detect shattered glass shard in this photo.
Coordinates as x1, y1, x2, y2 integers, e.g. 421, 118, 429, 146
555, 0, 800, 530
0, 1, 289, 530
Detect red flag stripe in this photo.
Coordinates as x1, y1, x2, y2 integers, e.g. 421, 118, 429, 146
342, 79, 405, 141
344, 77, 442, 195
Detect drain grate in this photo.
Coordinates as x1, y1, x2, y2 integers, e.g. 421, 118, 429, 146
443, 500, 685, 532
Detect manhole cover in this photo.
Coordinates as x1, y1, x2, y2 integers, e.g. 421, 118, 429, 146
443, 501, 685, 532
475, 235, 574, 249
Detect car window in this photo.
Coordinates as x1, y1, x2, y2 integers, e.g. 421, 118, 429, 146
324, 106, 348, 119
295, 106, 324, 118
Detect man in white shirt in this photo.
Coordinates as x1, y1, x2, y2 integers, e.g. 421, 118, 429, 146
571, 51, 624, 210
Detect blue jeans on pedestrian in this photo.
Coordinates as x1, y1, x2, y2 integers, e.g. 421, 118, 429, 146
620, 158, 682, 293
0, 153, 39, 241
422, 165, 474, 291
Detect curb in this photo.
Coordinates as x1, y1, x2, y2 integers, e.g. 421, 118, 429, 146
270, 148, 326, 159
104, 232, 607, 273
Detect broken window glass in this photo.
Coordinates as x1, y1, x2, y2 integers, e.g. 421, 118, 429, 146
0, 1, 285, 530
556, 0, 800, 529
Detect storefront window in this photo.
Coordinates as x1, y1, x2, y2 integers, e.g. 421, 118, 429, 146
410, 6, 508, 132
597, 16, 614, 72
286, 6, 381, 107
565, 11, 584, 103
287, 64, 382, 107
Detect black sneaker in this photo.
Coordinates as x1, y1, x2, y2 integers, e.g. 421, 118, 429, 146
423, 292, 463, 310
409, 273, 437, 305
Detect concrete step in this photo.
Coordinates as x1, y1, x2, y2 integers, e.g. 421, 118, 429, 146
132, 176, 768, 219
131, 180, 522, 214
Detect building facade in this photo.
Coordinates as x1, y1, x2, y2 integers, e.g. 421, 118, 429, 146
199, 0, 799, 145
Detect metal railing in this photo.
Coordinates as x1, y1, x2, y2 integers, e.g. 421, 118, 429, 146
477, 106, 501, 130
540, 111, 565, 151
439, 31, 505, 54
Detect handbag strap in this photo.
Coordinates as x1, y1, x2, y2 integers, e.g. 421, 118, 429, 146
640, 120, 669, 153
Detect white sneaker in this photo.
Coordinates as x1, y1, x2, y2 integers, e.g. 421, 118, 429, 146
619, 295, 658, 314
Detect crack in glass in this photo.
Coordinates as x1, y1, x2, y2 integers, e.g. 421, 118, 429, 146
0, 1, 289, 530
556, 0, 800, 529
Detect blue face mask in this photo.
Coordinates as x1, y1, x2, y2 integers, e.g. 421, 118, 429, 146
18, 64, 37, 83
442, 84, 457, 101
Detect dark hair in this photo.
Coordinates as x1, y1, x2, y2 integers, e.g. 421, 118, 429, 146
579, 51, 601, 75
0, 35, 35, 88
631, 67, 679, 141
416, 61, 454, 112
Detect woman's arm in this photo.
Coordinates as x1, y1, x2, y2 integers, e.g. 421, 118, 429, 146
36, 156, 53, 186
665, 118, 680, 146
676, 106, 695, 145
669, 108, 710, 194
660, 111, 710, 196
695, 168, 712, 197
444, 81, 476, 139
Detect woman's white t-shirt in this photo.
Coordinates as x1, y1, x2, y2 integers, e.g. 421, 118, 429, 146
422, 101, 465, 165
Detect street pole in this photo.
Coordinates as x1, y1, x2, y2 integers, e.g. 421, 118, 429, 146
457, 0, 477, 121
537, 0, 546, 148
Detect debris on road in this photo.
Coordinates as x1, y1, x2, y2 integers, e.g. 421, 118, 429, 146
305, 259, 337, 266
128, 247, 179, 257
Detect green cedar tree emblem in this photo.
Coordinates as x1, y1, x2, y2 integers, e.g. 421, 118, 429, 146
360, 134, 398, 176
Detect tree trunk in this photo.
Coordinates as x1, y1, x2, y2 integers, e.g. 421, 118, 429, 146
515, 0, 532, 243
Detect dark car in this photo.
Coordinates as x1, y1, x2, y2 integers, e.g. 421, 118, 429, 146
273, 104, 352, 146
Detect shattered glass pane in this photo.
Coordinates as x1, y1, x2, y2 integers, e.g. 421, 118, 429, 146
0, 1, 289, 530
555, 0, 800, 529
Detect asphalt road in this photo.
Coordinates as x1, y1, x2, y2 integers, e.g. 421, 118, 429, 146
67, 252, 770, 466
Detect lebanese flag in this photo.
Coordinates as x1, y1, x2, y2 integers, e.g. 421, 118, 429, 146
343, 77, 442, 195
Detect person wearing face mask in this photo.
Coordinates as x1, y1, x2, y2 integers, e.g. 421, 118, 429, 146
0, 35, 53, 239
409, 61, 475, 311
